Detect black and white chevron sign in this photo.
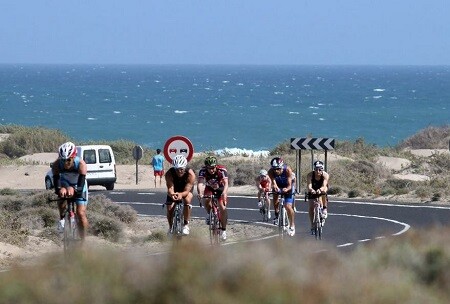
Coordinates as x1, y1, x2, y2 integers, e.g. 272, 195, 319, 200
290, 138, 335, 150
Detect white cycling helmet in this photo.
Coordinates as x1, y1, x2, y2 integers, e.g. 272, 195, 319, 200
270, 157, 284, 169
59, 142, 77, 159
314, 160, 324, 170
259, 169, 268, 176
172, 154, 188, 169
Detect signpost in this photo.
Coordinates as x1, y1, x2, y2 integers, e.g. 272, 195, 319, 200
290, 137, 335, 194
163, 135, 194, 163
132, 145, 143, 185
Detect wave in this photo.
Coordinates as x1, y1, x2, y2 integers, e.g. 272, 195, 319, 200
174, 110, 188, 114
214, 148, 270, 157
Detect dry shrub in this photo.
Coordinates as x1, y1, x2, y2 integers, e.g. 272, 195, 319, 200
1, 232, 450, 303
398, 125, 450, 149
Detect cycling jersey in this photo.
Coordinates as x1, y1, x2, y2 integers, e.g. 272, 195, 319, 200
57, 156, 88, 204
259, 175, 270, 189
273, 165, 295, 203
198, 165, 228, 192
167, 167, 193, 193
274, 165, 291, 188
311, 171, 325, 190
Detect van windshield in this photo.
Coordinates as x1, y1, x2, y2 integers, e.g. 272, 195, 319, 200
99, 149, 112, 163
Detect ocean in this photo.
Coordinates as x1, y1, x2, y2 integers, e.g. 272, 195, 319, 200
0, 64, 449, 153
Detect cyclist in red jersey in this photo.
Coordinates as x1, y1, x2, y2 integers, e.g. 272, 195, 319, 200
197, 156, 229, 241
255, 169, 272, 219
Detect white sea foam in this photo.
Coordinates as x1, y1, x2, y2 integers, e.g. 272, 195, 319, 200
174, 110, 188, 114
373, 88, 385, 92
289, 111, 300, 114
87, 117, 97, 120
373, 96, 382, 99
214, 148, 270, 157
113, 111, 121, 114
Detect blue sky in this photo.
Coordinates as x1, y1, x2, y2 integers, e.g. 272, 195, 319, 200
1, 0, 449, 65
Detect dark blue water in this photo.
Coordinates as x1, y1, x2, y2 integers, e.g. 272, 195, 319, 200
0, 64, 448, 152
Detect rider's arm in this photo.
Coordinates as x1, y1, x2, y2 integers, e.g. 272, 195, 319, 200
76, 159, 87, 193
221, 176, 229, 201
179, 169, 196, 198
165, 171, 175, 197
197, 176, 205, 196
266, 176, 272, 190
51, 159, 61, 193
320, 172, 329, 193
268, 169, 277, 190
283, 167, 293, 192
306, 172, 314, 193
255, 177, 261, 189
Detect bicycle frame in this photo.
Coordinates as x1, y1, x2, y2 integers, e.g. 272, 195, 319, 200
170, 200, 184, 238
204, 194, 222, 245
62, 197, 80, 253
308, 192, 327, 240
273, 192, 289, 238
260, 191, 271, 222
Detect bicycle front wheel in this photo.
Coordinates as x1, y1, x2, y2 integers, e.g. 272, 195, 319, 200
313, 206, 322, 240
278, 207, 288, 238
209, 209, 220, 245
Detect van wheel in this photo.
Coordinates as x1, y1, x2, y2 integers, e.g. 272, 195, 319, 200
105, 183, 114, 190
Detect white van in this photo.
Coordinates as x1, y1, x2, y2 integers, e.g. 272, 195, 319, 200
45, 144, 117, 190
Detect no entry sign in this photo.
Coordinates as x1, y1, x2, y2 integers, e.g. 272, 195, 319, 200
163, 135, 194, 163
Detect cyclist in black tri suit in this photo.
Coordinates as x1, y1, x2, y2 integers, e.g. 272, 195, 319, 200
165, 155, 196, 236
306, 160, 330, 233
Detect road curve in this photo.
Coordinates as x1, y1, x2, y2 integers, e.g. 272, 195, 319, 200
96, 189, 450, 250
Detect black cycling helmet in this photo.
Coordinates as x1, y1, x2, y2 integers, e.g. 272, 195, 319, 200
204, 156, 217, 167
270, 157, 284, 169
314, 160, 324, 170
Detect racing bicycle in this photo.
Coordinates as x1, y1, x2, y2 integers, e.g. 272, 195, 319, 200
273, 191, 290, 238
259, 190, 271, 222
306, 192, 327, 240
202, 194, 223, 245
50, 196, 81, 254
163, 200, 190, 240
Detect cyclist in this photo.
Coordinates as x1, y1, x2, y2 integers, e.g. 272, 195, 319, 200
306, 160, 330, 233
255, 169, 272, 219
165, 154, 196, 235
51, 142, 89, 240
197, 156, 229, 241
268, 157, 296, 236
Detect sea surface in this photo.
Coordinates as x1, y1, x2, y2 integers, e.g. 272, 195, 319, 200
0, 64, 449, 154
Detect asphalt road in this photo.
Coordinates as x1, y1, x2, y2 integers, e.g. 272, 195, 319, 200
93, 189, 450, 250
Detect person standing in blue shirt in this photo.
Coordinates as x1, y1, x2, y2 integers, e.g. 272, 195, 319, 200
152, 149, 165, 187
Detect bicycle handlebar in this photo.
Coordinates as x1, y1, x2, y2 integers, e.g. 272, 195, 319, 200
305, 191, 327, 200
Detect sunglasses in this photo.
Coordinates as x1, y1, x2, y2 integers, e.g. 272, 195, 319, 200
64, 158, 74, 163
315, 168, 323, 171
176, 168, 185, 172
207, 166, 216, 170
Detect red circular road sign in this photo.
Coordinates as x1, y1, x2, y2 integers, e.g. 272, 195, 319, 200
163, 135, 194, 163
